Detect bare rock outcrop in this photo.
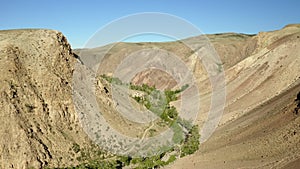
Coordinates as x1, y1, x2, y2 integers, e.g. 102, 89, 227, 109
0, 30, 93, 169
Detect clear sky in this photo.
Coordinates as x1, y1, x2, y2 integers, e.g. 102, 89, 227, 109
1, 0, 299, 48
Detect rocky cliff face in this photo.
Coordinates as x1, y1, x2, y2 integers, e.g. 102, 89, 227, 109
0, 30, 94, 168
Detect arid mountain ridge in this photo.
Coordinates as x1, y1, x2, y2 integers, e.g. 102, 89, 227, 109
0, 24, 299, 168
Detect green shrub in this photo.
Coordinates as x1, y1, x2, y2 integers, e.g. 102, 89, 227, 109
180, 125, 200, 157
72, 143, 81, 153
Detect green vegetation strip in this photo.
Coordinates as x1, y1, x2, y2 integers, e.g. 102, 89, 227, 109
56, 75, 200, 169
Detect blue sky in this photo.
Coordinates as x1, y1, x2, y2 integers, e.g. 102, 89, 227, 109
1, 0, 299, 48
